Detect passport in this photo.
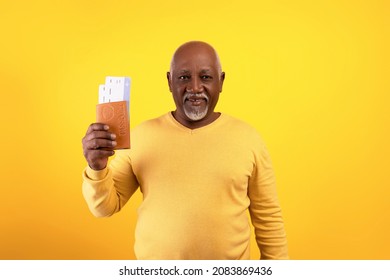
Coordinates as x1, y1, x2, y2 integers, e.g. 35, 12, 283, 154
96, 101, 130, 149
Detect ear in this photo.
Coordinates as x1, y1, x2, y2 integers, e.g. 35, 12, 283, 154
167, 72, 172, 92
219, 72, 225, 92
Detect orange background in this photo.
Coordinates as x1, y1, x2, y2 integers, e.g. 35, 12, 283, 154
0, 0, 389, 259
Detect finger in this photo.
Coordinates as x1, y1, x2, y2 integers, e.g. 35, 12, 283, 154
84, 131, 116, 142
85, 138, 117, 150
87, 149, 115, 160
85, 123, 110, 135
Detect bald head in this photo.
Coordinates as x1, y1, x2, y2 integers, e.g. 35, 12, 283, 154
169, 41, 222, 74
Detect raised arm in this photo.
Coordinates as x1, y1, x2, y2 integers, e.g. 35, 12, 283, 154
81, 123, 139, 217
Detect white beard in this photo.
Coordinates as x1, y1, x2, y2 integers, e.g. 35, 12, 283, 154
184, 105, 208, 121
182, 92, 209, 121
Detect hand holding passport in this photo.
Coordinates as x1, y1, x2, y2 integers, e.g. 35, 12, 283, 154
81, 76, 131, 171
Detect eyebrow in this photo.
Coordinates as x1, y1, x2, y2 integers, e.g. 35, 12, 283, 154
177, 70, 191, 74
177, 69, 213, 74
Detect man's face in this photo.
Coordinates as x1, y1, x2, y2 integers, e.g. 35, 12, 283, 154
167, 43, 225, 127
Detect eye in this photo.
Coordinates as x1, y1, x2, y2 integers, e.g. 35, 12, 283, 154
201, 75, 212, 80
178, 75, 190, 80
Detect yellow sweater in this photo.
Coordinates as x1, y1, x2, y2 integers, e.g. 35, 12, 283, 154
82, 112, 288, 259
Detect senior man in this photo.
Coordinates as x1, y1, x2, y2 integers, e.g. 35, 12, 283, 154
82, 41, 288, 260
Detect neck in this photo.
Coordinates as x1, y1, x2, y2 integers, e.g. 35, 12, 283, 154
172, 111, 221, 129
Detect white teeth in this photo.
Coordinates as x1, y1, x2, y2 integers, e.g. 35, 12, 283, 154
188, 99, 204, 103
183, 92, 209, 103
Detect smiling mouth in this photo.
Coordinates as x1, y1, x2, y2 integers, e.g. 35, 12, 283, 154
186, 97, 207, 106
183, 93, 209, 106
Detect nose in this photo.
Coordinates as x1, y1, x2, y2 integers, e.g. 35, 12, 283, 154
187, 77, 203, 93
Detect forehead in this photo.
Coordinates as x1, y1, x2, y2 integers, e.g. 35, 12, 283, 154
171, 45, 220, 72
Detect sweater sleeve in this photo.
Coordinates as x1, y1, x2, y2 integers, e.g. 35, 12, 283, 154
248, 144, 289, 259
82, 149, 139, 217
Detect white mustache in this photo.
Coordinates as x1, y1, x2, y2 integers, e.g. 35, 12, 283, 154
183, 92, 209, 103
